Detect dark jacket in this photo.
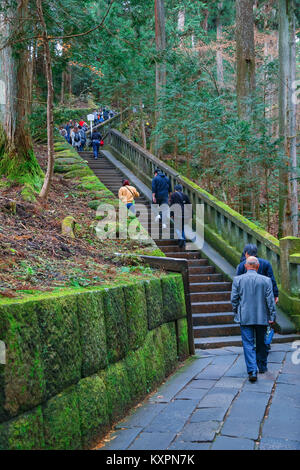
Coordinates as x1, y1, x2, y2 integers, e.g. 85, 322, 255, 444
91, 132, 102, 142
236, 258, 279, 298
170, 191, 192, 220
152, 173, 172, 200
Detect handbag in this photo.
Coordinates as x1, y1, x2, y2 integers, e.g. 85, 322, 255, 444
265, 326, 274, 345
100, 139, 104, 146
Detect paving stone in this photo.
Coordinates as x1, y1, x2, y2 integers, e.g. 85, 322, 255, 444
197, 387, 238, 409
144, 399, 198, 433
214, 376, 246, 389
114, 403, 167, 429
273, 383, 300, 407
259, 438, 300, 450
221, 415, 262, 440
242, 376, 275, 393
190, 407, 227, 423
129, 432, 176, 450
189, 379, 216, 389
276, 373, 300, 386
226, 390, 270, 418
195, 355, 237, 380
268, 343, 294, 352
175, 386, 208, 401
262, 406, 300, 441
281, 352, 300, 374
196, 348, 237, 357
168, 440, 211, 450
149, 357, 212, 403
223, 346, 244, 354
100, 427, 143, 450
211, 436, 255, 450
267, 351, 286, 363
179, 421, 221, 442
224, 356, 248, 378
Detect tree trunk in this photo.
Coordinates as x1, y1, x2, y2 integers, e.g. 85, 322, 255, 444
60, 70, 65, 105
216, 2, 224, 89
0, 0, 41, 186
154, 0, 166, 155
288, 0, 298, 236
37, 0, 54, 201
178, 9, 185, 49
140, 100, 147, 149
278, 0, 294, 237
236, 0, 255, 117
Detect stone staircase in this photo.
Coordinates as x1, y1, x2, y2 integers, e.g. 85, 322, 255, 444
81, 150, 299, 349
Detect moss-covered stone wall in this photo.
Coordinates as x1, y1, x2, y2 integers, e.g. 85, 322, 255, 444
0, 274, 189, 450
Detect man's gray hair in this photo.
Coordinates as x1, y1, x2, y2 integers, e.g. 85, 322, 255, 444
245, 256, 259, 267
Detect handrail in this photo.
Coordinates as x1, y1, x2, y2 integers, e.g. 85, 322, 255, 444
106, 128, 282, 281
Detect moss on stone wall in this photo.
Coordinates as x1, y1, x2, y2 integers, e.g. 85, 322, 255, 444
77, 292, 108, 377
0, 276, 189, 450
36, 296, 82, 400
43, 386, 82, 450
177, 318, 189, 361
161, 274, 186, 323
144, 278, 164, 330
76, 375, 109, 449
124, 283, 148, 350
103, 286, 128, 364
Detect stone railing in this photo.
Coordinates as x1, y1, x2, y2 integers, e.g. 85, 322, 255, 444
106, 129, 281, 274
104, 128, 300, 324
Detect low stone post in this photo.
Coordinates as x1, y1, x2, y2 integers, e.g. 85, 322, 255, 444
279, 237, 300, 293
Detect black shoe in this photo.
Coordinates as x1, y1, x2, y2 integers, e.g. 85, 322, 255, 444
259, 368, 268, 374
248, 372, 257, 383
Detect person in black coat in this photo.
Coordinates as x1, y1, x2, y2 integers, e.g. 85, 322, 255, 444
236, 244, 279, 303
169, 184, 192, 248
91, 129, 102, 159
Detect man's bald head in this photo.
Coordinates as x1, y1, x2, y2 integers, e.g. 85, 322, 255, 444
245, 256, 259, 271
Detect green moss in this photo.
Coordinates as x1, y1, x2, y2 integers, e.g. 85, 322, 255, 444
124, 283, 148, 351
160, 322, 178, 376
77, 291, 108, 377
36, 296, 82, 400
144, 278, 164, 330
0, 302, 45, 422
102, 286, 128, 364
76, 375, 109, 449
0, 406, 44, 450
176, 318, 189, 360
142, 329, 165, 391
161, 274, 186, 322
20, 182, 37, 202
103, 362, 131, 422
42, 386, 82, 450
63, 168, 94, 179
124, 349, 147, 403
204, 225, 241, 268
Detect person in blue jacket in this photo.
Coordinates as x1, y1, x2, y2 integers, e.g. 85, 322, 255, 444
236, 244, 279, 304
152, 168, 172, 229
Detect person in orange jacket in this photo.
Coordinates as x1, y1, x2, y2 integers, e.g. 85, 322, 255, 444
118, 179, 140, 214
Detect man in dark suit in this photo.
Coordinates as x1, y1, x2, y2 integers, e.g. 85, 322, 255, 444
231, 257, 277, 382
236, 244, 279, 304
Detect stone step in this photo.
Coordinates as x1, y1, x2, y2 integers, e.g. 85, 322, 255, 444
187, 259, 209, 266
188, 266, 215, 275
166, 252, 200, 259
156, 240, 179, 246
193, 324, 241, 338
189, 273, 224, 283
195, 333, 300, 349
189, 282, 232, 292
190, 291, 231, 302
192, 312, 235, 326
191, 300, 232, 314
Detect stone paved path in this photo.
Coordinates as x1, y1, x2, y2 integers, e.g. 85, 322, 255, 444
99, 342, 300, 450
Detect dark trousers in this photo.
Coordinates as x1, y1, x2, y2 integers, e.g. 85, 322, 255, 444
240, 325, 268, 374
92, 141, 100, 159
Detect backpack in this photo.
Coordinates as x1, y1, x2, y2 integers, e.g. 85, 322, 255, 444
74, 133, 80, 142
